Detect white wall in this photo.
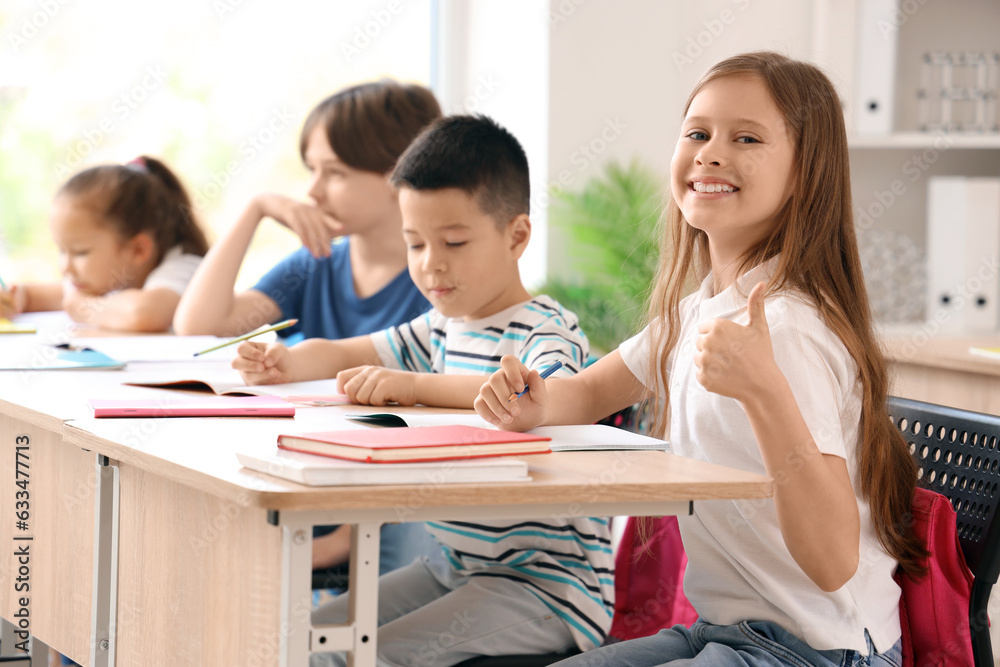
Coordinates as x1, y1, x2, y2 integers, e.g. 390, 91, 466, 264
433, 0, 551, 287
544, 0, 817, 276
435, 0, 821, 281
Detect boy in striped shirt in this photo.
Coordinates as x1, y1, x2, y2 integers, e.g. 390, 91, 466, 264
234, 115, 613, 665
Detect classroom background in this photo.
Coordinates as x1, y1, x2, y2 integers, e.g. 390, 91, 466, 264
3, 0, 1000, 661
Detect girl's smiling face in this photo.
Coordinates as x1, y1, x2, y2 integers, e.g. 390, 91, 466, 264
671, 73, 797, 261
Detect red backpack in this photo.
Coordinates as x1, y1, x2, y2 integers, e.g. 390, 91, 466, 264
608, 515, 698, 641
894, 487, 975, 666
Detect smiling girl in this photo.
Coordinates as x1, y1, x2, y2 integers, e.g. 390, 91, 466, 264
0, 156, 208, 331
477, 52, 923, 666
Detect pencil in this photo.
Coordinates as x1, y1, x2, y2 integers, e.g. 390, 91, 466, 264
0, 273, 7, 290
507, 360, 563, 403
192, 319, 298, 357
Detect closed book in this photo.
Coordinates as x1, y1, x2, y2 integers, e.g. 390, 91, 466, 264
237, 449, 531, 486
88, 395, 295, 418
277, 425, 551, 463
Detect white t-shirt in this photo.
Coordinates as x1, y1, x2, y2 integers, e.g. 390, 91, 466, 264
143, 245, 202, 295
619, 258, 901, 652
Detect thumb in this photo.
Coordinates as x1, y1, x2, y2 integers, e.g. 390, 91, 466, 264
746, 281, 768, 330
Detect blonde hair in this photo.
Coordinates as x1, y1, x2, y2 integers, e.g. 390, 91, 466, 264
646, 51, 925, 575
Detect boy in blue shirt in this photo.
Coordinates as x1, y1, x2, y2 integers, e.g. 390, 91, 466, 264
234, 116, 610, 666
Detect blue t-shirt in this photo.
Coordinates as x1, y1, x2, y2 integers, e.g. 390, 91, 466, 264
251, 240, 431, 342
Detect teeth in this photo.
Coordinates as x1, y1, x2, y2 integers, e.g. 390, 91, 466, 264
693, 182, 736, 193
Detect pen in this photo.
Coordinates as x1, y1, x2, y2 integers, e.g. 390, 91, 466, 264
192, 319, 298, 357
507, 360, 563, 403
0, 273, 7, 290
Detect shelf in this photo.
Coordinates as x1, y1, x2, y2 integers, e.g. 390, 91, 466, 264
848, 132, 1000, 150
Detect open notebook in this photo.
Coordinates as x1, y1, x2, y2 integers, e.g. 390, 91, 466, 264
124, 374, 350, 406
345, 412, 670, 452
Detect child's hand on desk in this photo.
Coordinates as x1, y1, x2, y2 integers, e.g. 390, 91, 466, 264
232, 340, 292, 385
0, 285, 26, 319
695, 281, 781, 403
337, 366, 417, 406
62, 283, 101, 324
475, 355, 548, 431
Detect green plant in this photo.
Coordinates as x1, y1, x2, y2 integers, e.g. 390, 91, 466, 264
541, 160, 664, 355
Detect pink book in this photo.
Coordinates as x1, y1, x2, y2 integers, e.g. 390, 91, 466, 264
88, 395, 295, 418
277, 424, 551, 463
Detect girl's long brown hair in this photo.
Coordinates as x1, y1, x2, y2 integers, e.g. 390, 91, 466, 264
646, 52, 926, 575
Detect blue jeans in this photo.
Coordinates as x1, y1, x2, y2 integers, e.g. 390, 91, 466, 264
554, 620, 902, 667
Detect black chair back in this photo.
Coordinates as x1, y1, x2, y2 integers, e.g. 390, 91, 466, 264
888, 396, 1000, 667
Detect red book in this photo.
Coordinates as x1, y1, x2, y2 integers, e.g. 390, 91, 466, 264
277, 425, 551, 463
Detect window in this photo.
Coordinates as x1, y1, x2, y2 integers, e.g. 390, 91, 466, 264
0, 0, 432, 286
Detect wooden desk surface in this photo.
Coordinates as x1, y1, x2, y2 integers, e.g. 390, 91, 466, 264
0, 331, 774, 666
882, 331, 1000, 377
62, 412, 773, 513
881, 330, 1000, 415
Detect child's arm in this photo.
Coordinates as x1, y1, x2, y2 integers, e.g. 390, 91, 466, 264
1, 283, 63, 317
475, 351, 646, 429
336, 365, 497, 408
312, 526, 352, 570
63, 286, 181, 332
173, 195, 341, 337
232, 335, 380, 385
696, 283, 860, 592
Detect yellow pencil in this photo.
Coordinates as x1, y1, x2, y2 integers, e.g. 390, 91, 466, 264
193, 319, 298, 357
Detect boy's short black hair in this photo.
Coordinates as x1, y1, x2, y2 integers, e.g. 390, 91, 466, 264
391, 115, 530, 227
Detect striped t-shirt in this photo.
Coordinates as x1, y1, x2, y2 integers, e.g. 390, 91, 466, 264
371, 295, 588, 377
371, 296, 614, 650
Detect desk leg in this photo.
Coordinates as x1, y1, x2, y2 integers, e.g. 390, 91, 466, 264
278, 517, 381, 667
344, 523, 380, 667
89, 455, 118, 667
279, 521, 313, 667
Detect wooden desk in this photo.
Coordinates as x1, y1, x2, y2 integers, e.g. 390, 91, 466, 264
0, 359, 773, 666
883, 332, 1000, 414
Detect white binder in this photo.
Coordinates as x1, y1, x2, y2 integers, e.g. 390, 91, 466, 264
927, 177, 1000, 332
855, 0, 898, 135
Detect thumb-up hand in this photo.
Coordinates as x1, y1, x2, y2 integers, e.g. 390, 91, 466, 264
694, 281, 778, 401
